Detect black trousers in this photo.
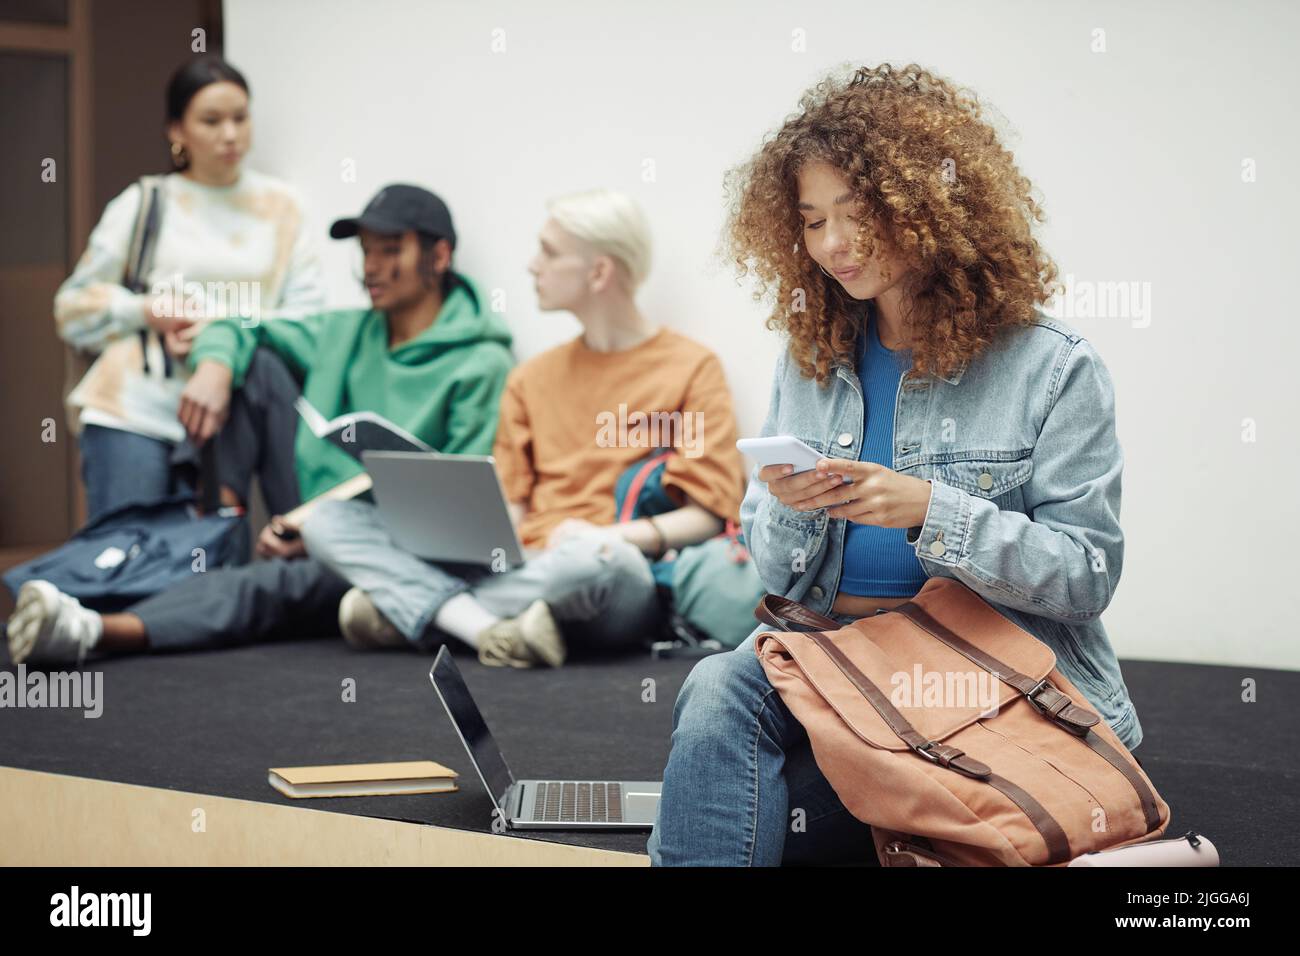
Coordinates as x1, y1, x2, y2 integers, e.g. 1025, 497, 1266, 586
132, 349, 348, 652
172, 347, 302, 516
133, 557, 350, 652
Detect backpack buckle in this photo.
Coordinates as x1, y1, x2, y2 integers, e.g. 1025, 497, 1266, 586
1025, 678, 1095, 736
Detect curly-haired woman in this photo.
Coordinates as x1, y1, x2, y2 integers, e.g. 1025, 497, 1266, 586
647, 63, 1142, 866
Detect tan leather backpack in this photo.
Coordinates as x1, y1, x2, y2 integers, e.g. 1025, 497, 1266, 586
754, 576, 1170, 866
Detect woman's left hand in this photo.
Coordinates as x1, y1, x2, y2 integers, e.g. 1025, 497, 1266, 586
794, 458, 932, 528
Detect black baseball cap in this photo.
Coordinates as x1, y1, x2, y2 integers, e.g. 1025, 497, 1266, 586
329, 183, 457, 246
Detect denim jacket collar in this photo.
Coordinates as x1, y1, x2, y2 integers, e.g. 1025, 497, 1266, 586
831, 353, 970, 386
831, 299, 971, 386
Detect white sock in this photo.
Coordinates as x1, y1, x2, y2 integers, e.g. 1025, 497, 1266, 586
434, 592, 501, 648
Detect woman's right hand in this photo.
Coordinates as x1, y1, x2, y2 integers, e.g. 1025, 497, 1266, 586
141, 293, 198, 335
178, 359, 233, 445
758, 463, 843, 511
163, 322, 203, 360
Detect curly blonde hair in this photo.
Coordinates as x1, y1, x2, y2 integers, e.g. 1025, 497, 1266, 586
720, 62, 1060, 385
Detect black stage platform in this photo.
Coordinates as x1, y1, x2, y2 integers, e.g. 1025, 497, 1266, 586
2, 636, 1297, 864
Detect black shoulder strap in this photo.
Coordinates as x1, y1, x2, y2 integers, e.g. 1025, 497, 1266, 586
127, 176, 168, 375
124, 175, 164, 293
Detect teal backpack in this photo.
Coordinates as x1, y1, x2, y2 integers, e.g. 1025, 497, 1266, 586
614, 451, 766, 648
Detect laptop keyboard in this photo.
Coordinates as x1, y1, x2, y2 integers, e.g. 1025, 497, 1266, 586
533, 781, 623, 823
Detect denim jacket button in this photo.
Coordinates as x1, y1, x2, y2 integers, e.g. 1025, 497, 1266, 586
810, 586, 825, 600
977, 472, 994, 490
928, 538, 947, 557
836, 432, 853, 447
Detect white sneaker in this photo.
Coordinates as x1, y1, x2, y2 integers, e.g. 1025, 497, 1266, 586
337, 587, 406, 650
476, 599, 565, 668
7, 580, 103, 665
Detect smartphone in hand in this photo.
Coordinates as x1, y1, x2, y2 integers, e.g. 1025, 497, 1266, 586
736, 435, 853, 482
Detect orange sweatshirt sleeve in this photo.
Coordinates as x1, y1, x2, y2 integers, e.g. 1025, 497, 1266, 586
491, 369, 535, 504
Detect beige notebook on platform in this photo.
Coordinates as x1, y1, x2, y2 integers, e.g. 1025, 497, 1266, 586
268, 760, 459, 798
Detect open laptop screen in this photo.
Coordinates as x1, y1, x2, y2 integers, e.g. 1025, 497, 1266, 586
429, 647, 516, 811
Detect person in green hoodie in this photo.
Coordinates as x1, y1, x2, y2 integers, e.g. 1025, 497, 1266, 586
179, 183, 512, 558
7, 185, 515, 665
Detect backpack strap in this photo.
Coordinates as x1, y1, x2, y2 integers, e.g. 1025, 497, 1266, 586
892, 600, 1162, 829
892, 601, 1101, 736
617, 450, 676, 523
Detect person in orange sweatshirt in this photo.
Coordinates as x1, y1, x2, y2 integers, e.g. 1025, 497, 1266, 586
302, 188, 746, 668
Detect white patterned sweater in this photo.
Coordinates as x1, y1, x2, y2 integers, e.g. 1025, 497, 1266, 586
54, 169, 324, 442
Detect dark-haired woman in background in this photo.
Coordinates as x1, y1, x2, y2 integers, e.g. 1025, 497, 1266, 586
55, 55, 323, 522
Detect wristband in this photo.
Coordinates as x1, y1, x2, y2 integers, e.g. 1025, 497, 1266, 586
646, 516, 667, 559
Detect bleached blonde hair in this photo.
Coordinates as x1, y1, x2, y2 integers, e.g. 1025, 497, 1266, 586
545, 188, 653, 293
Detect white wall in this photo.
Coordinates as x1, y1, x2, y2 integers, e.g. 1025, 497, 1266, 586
227, 0, 1300, 670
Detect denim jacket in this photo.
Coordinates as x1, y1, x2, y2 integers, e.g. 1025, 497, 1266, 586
739, 310, 1143, 751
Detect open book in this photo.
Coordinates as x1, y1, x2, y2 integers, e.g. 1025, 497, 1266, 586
295, 395, 434, 462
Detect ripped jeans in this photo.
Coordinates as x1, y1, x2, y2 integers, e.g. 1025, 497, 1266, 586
300, 499, 662, 653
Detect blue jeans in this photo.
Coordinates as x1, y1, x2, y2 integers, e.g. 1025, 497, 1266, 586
645, 613, 879, 866
300, 498, 663, 652
77, 350, 302, 526
78, 424, 179, 524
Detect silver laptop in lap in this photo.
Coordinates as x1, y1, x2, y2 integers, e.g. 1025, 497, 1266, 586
362, 450, 526, 568
429, 647, 663, 830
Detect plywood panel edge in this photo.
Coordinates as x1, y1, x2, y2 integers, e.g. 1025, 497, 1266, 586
0, 767, 647, 866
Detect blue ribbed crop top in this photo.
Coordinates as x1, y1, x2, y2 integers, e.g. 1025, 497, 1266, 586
837, 310, 928, 597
